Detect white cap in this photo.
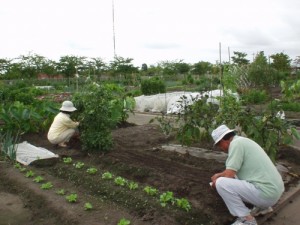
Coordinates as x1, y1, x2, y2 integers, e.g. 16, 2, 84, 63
211, 125, 235, 145
60, 101, 77, 112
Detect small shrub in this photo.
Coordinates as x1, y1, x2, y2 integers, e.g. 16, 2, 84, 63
141, 77, 166, 95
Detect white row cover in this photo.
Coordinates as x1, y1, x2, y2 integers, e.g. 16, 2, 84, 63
134, 90, 238, 114
16, 141, 59, 166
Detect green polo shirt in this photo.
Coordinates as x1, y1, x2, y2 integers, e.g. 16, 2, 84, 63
226, 136, 284, 200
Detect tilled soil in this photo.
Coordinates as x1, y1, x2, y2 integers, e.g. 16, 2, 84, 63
1, 123, 300, 225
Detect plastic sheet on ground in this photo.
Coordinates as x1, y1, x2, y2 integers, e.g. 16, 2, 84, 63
16, 141, 59, 166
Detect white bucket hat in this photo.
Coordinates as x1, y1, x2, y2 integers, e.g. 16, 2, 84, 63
211, 125, 235, 145
60, 101, 77, 112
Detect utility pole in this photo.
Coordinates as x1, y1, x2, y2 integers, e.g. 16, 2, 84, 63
112, 0, 116, 58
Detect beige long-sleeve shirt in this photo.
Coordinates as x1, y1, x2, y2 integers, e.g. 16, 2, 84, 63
47, 112, 79, 142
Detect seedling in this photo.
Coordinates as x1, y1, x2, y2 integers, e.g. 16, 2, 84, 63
102, 171, 113, 180
86, 167, 97, 175
25, 170, 35, 178
114, 176, 127, 186
73, 162, 85, 169
159, 191, 174, 207
14, 162, 22, 169
63, 157, 72, 164
33, 176, 44, 183
175, 198, 192, 212
40, 182, 53, 190
127, 181, 139, 190
117, 218, 131, 225
84, 202, 93, 211
66, 193, 77, 203
143, 186, 158, 196
19, 167, 27, 172
56, 189, 66, 195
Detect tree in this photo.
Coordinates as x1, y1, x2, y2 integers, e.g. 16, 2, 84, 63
192, 61, 212, 76
57, 55, 86, 79
270, 52, 291, 73
231, 51, 250, 66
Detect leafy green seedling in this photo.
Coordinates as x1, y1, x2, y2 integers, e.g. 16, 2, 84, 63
56, 189, 65, 195
73, 162, 85, 169
33, 176, 44, 183
84, 202, 93, 211
175, 198, 192, 212
143, 186, 158, 196
25, 170, 35, 178
19, 167, 27, 172
114, 176, 127, 186
40, 182, 53, 190
160, 191, 174, 207
127, 181, 139, 190
102, 171, 113, 180
14, 162, 22, 169
117, 218, 131, 225
63, 157, 72, 164
86, 167, 97, 175
66, 193, 77, 203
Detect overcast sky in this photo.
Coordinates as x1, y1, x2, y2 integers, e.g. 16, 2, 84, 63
0, 0, 299, 66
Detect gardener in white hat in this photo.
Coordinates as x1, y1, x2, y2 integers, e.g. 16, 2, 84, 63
47, 101, 80, 148
210, 125, 284, 225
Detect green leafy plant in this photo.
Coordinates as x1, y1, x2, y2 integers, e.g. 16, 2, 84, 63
175, 198, 192, 212
127, 181, 139, 190
0, 130, 20, 161
117, 218, 131, 225
114, 176, 127, 186
33, 176, 44, 183
160, 191, 174, 207
19, 167, 27, 172
25, 170, 35, 178
40, 182, 53, 190
86, 167, 98, 175
56, 189, 65, 195
14, 162, 21, 169
84, 202, 93, 211
66, 193, 77, 203
73, 162, 85, 169
102, 171, 113, 180
63, 157, 72, 164
143, 186, 158, 196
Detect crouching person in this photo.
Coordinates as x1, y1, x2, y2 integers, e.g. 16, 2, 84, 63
210, 125, 284, 225
48, 101, 80, 148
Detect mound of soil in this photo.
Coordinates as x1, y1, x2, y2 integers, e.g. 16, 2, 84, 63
1, 123, 300, 225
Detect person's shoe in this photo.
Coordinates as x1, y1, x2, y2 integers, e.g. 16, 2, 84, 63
58, 142, 68, 148
232, 217, 257, 225
250, 206, 273, 216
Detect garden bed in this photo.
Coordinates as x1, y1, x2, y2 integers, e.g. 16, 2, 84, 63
1, 123, 300, 225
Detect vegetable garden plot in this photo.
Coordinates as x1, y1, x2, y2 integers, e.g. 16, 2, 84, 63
1, 124, 300, 225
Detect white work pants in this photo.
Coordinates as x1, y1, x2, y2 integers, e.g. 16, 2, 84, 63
215, 177, 278, 217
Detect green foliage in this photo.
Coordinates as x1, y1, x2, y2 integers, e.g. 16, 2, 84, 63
114, 176, 127, 186
117, 218, 131, 225
33, 176, 44, 183
25, 170, 35, 178
84, 202, 93, 211
159, 191, 174, 207
127, 181, 139, 190
241, 89, 268, 104
40, 182, 53, 190
141, 77, 166, 95
86, 167, 98, 175
0, 130, 19, 161
102, 172, 113, 180
56, 189, 66, 195
72, 83, 113, 152
73, 162, 85, 169
66, 193, 77, 203
63, 157, 72, 164
175, 198, 192, 212
143, 186, 158, 196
